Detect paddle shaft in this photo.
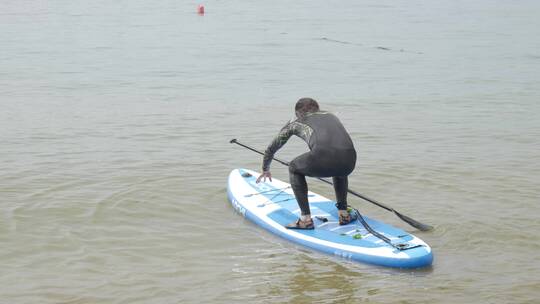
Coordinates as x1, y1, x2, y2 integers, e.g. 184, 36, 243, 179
229, 138, 433, 231
230, 139, 396, 211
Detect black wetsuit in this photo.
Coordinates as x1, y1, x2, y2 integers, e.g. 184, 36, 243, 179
263, 111, 356, 215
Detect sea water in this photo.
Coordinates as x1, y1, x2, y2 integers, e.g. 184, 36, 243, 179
1, 0, 539, 303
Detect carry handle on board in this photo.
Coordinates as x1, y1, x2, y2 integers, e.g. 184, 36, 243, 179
230, 138, 433, 231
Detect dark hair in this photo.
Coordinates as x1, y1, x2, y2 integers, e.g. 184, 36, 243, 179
295, 98, 320, 116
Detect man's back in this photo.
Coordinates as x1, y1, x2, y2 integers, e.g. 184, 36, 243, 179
299, 111, 355, 152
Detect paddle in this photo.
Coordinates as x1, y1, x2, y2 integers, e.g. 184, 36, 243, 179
230, 138, 433, 231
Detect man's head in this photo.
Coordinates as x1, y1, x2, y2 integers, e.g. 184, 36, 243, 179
295, 98, 320, 118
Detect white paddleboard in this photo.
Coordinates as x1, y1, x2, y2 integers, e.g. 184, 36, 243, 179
227, 168, 433, 268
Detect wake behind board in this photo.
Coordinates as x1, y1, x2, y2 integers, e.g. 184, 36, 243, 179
227, 168, 433, 268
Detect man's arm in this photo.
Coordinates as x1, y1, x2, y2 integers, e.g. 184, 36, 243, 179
262, 121, 295, 172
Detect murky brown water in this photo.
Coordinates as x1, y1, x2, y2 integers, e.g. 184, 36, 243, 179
1, 0, 539, 303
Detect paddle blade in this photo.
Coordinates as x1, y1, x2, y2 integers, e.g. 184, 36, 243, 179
394, 211, 433, 231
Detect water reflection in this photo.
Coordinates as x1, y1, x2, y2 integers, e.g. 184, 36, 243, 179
285, 255, 364, 303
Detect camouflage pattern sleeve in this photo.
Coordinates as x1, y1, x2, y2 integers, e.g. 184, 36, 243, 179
262, 121, 295, 171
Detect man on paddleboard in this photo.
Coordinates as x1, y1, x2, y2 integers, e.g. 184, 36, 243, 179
256, 98, 357, 229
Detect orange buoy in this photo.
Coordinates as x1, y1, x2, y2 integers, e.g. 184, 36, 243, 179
197, 5, 205, 15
